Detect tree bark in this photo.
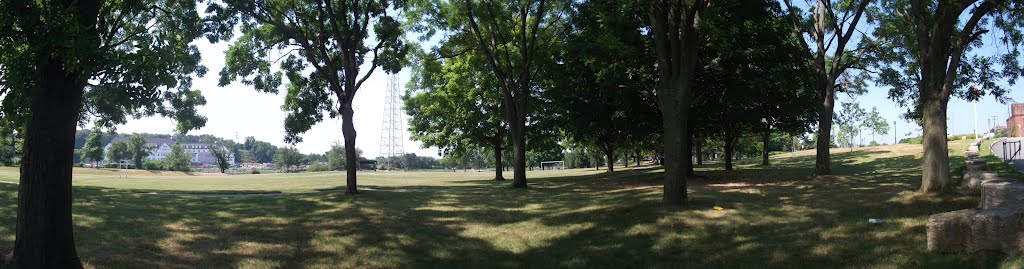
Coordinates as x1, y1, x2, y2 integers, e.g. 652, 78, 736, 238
509, 109, 527, 188
14, 59, 86, 269
650, 1, 704, 205
341, 104, 358, 195
762, 130, 770, 166
919, 75, 952, 192
493, 143, 504, 181
724, 132, 736, 171
815, 86, 835, 175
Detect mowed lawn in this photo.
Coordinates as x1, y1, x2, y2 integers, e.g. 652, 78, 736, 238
0, 167, 592, 193
1, 139, 1022, 268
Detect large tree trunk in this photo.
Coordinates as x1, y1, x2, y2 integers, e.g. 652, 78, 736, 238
815, 85, 835, 175
623, 151, 629, 168
762, 130, 770, 166
509, 108, 527, 188
649, 1, 704, 205
919, 80, 951, 192
662, 107, 689, 204
493, 143, 504, 181
341, 105, 358, 195
724, 132, 736, 171
14, 60, 86, 269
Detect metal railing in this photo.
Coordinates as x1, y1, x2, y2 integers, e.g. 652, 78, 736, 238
1004, 140, 1022, 163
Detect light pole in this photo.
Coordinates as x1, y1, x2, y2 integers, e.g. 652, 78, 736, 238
973, 86, 979, 139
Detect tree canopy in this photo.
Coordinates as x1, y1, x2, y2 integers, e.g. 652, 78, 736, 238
873, 0, 1024, 192
209, 0, 409, 194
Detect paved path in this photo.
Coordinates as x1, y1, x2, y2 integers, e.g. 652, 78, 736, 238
990, 138, 1024, 172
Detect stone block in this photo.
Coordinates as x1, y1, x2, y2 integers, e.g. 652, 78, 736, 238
928, 207, 1024, 254
981, 181, 1024, 210
927, 209, 975, 253
961, 171, 1003, 190
965, 159, 989, 171
964, 150, 980, 158
970, 207, 1024, 253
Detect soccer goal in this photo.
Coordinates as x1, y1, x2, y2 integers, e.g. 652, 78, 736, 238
540, 161, 565, 170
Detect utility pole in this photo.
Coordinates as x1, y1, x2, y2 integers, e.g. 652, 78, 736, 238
974, 100, 979, 138
894, 120, 897, 144
972, 86, 979, 138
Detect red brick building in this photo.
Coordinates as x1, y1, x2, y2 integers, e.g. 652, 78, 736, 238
1008, 103, 1024, 137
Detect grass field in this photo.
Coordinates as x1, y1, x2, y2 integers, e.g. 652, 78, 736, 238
0, 167, 595, 194
1, 139, 1022, 268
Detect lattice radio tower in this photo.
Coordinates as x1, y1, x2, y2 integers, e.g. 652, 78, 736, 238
378, 73, 405, 170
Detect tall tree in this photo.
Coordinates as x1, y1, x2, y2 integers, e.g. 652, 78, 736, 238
164, 143, 192, 172
275, 146, 305, 172
836, 101, 866, 150
80, 126, 105, 168
649, 0, 710, 204
0, 0, 208, 265
545, 0, 658, 173
210, 0, 409, 194
405, 46, 509, 180
409, 0, 568, 188
693, 0, 815, 168
126, 133, 151, 169
211, 147, 230, 173
105, 141, 130, 166
874, 0, 1022, 192
782, 0, 875, 175
863, 107, 890, 144
462, 0, 566, 188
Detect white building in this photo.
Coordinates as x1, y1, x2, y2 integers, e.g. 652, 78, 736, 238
103, 137, 235, 166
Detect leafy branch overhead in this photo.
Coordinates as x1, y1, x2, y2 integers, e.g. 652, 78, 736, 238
208, 0, 410, 143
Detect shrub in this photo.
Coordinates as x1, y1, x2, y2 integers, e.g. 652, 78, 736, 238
143, 160, 163, 170
307, 162, 330, 172
74, 163, 84, 168
251, 169, 261, 174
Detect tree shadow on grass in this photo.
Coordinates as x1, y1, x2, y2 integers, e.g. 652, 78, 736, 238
0, 141, 1017, 268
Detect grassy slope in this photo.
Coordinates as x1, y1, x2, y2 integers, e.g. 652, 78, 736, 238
0, 139, 1020, 268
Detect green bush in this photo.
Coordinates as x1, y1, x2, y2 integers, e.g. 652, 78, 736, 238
251, 169, 261, 174
900, 137, 923, 144
103, 163, 121, 169
74, 163, 84, 168
307, 162, 330, 172
143, 160, 163, 170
